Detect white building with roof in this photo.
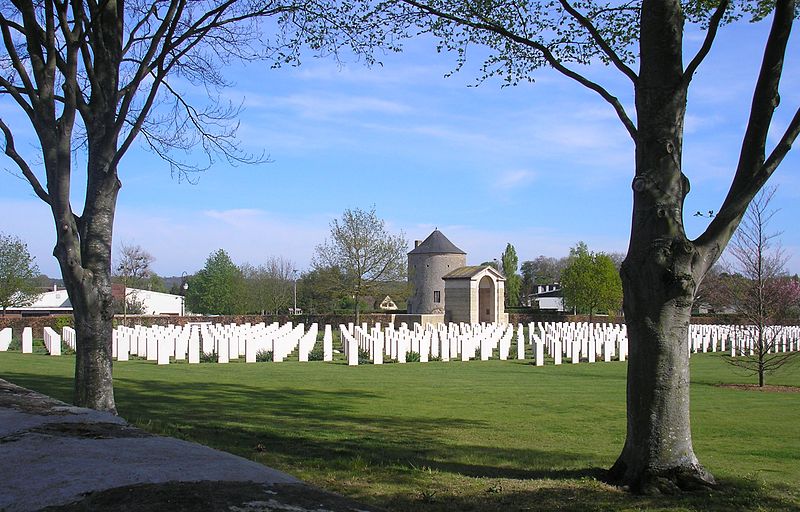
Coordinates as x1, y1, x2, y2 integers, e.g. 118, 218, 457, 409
5, 286, 184, 316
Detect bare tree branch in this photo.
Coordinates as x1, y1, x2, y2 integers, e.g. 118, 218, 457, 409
695, 0, 795, 260
0, 117, 50, 204
762, 105, 800, 175
558, 0, 638, 83
683, 0, 730, 83
401, 0, 638, 141
0, 14, 39, 115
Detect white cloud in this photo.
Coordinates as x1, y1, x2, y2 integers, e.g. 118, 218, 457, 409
242, 92, 411, 119
493, 169, 537, 190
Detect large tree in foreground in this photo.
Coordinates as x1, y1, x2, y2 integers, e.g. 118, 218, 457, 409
312, 206, 407, 324
391, 0, 799, 493
0, 1, 382, 412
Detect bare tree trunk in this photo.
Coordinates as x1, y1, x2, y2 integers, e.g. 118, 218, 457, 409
53, 155, 119, 413
609, 0, 714, 491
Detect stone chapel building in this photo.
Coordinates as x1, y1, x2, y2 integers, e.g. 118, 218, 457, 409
406, 229, 508, 325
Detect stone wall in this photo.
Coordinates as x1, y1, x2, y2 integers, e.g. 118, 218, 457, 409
444, 284, 472, 324
408, 252, 466, 315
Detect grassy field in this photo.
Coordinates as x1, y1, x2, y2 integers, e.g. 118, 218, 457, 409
1, 349, 798, 511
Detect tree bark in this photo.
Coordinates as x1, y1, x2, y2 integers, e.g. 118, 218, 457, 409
51, 153, 120, 413
608, 0, 714, 492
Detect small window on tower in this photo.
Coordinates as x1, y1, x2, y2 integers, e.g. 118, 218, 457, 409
434, 291, 441, 303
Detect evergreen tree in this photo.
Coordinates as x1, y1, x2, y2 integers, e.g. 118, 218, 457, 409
501, 243, 521, 307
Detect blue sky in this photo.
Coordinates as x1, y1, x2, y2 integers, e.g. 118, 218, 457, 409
1, 14, 799, 278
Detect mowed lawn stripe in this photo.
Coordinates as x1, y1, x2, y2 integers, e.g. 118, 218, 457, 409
1, 351, 797, 511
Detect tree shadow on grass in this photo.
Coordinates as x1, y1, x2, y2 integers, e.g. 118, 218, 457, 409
382, 476, 800, 512
3, 370, 798, 512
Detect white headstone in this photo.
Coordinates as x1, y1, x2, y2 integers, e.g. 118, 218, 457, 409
347, 336, 358, 366
217, 336, 229, 363
188, 328, 200, 364
535, 336, 544, 367
441, 333, 450, 362
245, 337, 256, 363
117, 332, 130, 362
324, 325, 333, 361
0, 328, 11, 351
146, 334, 157, 361
157, 338, 170, 365
22, 327, 33, 354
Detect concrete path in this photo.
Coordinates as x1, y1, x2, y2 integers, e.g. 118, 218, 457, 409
0, 379, 382, 511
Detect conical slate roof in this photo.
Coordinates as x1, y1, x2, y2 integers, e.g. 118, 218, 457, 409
408, 229, 466, 255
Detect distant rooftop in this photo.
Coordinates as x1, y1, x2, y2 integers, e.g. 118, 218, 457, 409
408, 229, 466, 255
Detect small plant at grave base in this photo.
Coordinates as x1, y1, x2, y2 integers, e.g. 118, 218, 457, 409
308, 346, 324, 361
357, 348, 371, 365
429, 355, 441, 362
256, 350, 273, 362
62, 345, 75, 356
486, 481, 504, 494
418, 489, 437, 503
406, 351, 421, 362
8, 338, 21, 351
200, 350, 218, 363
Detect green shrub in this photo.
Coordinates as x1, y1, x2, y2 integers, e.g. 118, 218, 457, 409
357, 348, 371, 365
8, 338, 21, 351
53, 316, 73, 331
406, 351, 421, 362
308, 346, 324, 361
200, 350, 218, 363
256, 349, 273, 362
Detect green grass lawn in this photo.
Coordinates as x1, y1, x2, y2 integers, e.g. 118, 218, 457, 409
1, 350, 798, 511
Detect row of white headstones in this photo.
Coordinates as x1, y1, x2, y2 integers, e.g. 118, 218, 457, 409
0, 326, 76, 355
1, 322, 798, 364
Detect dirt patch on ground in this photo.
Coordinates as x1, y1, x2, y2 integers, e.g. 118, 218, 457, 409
0, 379, 71, 416
717, 384, 800, 393
28, 421, 154, 439
41, 481, 384, 512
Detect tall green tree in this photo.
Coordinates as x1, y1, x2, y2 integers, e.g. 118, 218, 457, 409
560, 243, 623, 322
0, 0, 389, 413
388, 0, 799, 490
501, 243, 521, 307
186, 250, 245, 315
313, 206, 407, 323
0, 232, 41, 315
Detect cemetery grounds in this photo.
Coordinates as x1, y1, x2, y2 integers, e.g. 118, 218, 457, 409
0, 332, 798, 512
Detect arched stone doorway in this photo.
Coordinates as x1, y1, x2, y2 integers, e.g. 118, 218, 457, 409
478, 275, 495, 323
